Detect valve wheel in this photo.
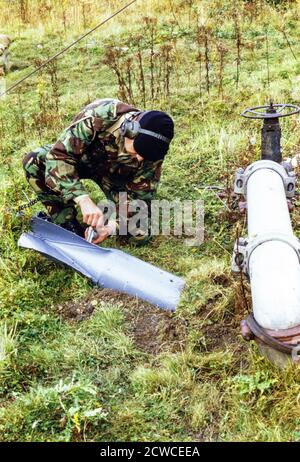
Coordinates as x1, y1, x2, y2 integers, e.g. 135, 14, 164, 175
241, 102, 300, 119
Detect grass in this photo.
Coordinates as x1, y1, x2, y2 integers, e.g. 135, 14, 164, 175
0, 0, 300, 442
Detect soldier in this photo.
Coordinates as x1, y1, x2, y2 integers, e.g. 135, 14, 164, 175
0, 34, 11, 76
23, 98, 174, 244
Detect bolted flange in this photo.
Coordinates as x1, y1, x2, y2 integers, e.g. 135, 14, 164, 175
234, 160, 296, 199
232, 232, 300, 276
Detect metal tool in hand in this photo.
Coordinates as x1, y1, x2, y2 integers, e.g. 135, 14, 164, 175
86, 226, 98, 243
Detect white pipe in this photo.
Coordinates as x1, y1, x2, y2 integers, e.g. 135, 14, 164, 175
246, 162, 300, 330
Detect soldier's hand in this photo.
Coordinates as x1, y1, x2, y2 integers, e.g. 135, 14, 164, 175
94, 220, 116, 244
79, 196, 104, 229
84, 226, 112, 244
89, 226, 111, 244
84, 220, 117, 245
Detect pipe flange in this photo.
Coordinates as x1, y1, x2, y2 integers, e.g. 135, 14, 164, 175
232, 237, 249, 274
232, 232, 300, 275
234, 160, 296, 198
241, 314, 300, 363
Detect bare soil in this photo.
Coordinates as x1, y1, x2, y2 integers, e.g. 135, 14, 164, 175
56, 274, 247, 356
56, 288, 187, 355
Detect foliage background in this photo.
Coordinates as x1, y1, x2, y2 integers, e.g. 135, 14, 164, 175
0, 0, 299, 442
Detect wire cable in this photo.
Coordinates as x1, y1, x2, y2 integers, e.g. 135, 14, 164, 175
0, 0, 138, 98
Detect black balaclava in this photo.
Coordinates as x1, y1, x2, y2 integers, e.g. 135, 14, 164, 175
133, 110, 174, 161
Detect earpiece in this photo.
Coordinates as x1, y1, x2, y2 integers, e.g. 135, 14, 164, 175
120, 114, 171, 145
120, 118, 141, 139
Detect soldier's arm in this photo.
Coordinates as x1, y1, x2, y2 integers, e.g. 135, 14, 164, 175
45, 99, 121, 203
126, 159, 162, 201
116, 160, 163, 243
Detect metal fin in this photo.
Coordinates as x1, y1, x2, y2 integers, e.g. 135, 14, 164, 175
18, 217, 185, 311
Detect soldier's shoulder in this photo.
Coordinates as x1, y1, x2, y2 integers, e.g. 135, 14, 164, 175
84, 98, 139, 118
69, 98, 140, 128
84, 98, 118, 112
82, 98, 120, 121
69, 99, 116, 124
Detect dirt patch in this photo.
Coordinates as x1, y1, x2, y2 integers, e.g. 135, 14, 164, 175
57, 296, 96, 321
56, 283, 247, 357
195, 288, 249, 355
212, 274, 231, 287
56, 288, 187, 355
202, 318, 240, 351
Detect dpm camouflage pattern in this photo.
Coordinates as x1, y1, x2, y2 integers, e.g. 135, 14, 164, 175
23, 99, 163, 243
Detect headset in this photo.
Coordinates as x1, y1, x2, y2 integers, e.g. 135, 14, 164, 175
120, 112, 171, 145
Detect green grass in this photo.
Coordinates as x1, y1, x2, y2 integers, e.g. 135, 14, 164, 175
0, 0, 300, 442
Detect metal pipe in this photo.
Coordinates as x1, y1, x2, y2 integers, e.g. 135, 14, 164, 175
233, 160, 300, 364
243, 161, 300, 331
236, 102, 300, 363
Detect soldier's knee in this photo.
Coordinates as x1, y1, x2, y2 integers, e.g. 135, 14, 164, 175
22, 151, 37, 171
22, 154, 33, 181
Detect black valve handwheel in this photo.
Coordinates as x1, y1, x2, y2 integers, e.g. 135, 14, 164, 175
242, 103, 300, 119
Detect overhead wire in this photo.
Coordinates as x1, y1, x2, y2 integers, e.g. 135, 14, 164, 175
0, 0, 138, 98
0, 0, 139, 214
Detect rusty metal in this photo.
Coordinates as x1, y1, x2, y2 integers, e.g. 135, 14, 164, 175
240, 319, 254, 341
241, 314, 300, 365
265, 324, 300, 345
241, 315, 300, 351
241, 100, 300, 163
241, 313, 300, 356
261, 101, 282, 162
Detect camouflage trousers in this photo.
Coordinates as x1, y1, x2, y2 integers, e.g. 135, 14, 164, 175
23, 145, 81, 225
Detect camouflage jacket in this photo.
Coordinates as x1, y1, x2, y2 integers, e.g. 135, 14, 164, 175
45, 98, 163, 204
